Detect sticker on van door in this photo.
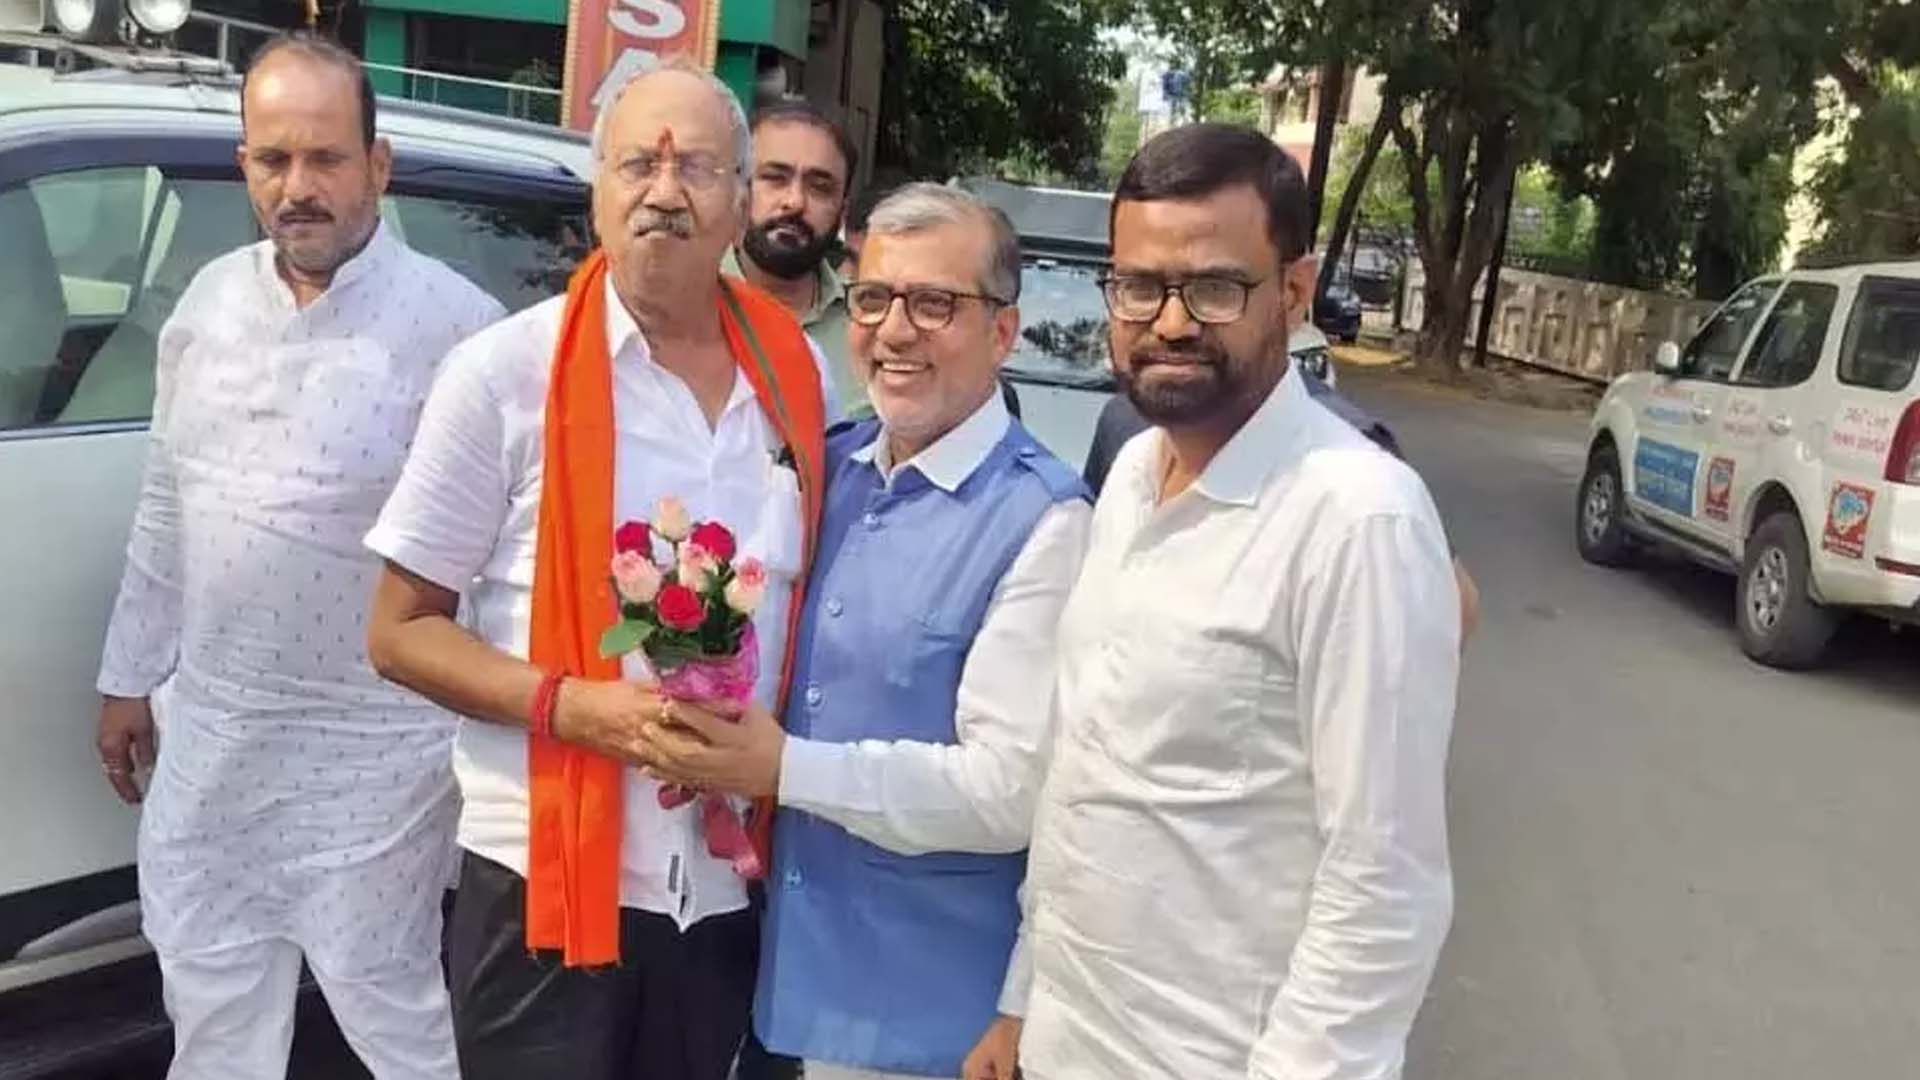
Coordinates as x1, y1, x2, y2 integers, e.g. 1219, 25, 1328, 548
1704, 457, 1735, 521
1720, 394, 1764, 447
1822, 482, 1876, 559
1634, 439, 1699, 516
1829, 405, 1896, 464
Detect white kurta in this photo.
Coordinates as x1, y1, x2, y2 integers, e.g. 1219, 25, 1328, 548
97, 223, 505, 978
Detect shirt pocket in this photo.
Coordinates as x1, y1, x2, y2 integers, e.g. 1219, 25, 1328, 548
293, 344, 417, 486
1083, 625, 1269, 794
883, 613, 973, 691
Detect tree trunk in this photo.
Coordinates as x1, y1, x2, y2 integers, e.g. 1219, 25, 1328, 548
1398, 107, 1517, 381
1319, 94, 1396, 297
1304, 57, 1348, 249
1415, 278, 1474, 376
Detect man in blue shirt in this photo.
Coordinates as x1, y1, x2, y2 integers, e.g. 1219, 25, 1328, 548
641, 184, 1090, 1080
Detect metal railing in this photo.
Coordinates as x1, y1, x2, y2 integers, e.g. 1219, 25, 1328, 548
178, 10, 560, 124
360, 61, 561, 124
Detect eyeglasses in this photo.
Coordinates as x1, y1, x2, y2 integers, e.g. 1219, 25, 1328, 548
613, 150, 739, 192
847, 282, 1009, 331
1099, 274, 1266, 325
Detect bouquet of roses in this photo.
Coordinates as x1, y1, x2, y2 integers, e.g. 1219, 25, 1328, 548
598, 496, 768, 878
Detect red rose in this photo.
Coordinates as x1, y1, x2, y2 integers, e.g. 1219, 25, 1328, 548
689, 521, 737, 562
656, 583, 706, 631
614, 520, 651, 554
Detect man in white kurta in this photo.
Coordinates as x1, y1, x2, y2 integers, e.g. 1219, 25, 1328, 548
93, 36, 503, 1080
993, 125, 1458, 1080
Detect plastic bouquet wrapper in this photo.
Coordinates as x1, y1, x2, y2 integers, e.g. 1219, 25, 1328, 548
598, 498, 769, 879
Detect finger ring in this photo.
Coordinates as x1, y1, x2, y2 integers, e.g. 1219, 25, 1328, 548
101, 762, 128, 776
660, 700, 677, 725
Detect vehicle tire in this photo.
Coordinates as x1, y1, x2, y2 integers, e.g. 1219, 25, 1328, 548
1737, 512, 1839, 669
1575, 445, 1633, 566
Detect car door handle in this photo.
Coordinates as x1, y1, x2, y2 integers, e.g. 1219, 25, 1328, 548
1691, 405, 1714, 423
1768, 415, 1793, 436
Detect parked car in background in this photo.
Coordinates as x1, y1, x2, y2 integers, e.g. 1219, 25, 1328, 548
1345, 243, 1399, 307
0, 53, 591, 1074
1314, 264, 1364, 344
1575, 263, 1920, 668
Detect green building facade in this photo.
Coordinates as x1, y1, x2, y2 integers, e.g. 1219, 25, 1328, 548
360, 0, 813, 132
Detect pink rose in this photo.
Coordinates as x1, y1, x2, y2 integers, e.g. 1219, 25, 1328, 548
611, 550, 662, 605
654, 497, 692, 542
723, 559, 767, 615
677, 542, 718, 588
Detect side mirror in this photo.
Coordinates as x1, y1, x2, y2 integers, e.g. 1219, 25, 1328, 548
1653, 341, 1682, 375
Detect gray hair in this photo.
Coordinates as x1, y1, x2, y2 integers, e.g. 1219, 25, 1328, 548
589, 55, 752, 204
866, 183, 1022, 303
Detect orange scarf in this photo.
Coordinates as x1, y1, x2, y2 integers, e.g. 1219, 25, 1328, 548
525, 250, 826, 967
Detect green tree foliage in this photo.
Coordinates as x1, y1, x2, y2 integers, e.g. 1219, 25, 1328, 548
1099, 77, 1146, 185
1809, 66, 1920, 260
872, 0, 1128, 184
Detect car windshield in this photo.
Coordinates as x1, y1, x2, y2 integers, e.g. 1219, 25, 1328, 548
1007, 257, 1113, 387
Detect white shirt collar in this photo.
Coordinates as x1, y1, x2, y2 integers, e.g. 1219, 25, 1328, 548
253, 217, 396, 304
852, 388, 1012, 493
1134, 363, 1313, 509
604, 274, 649, 364
604, 276, 756, 412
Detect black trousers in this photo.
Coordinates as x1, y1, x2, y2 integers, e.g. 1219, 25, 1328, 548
447, 851, 759, 1080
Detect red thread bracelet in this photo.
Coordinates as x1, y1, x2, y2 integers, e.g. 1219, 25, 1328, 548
529, 671, 564, 740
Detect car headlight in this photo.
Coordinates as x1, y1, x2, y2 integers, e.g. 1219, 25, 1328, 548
128, 0, 189, 33
52, 0, 187, 39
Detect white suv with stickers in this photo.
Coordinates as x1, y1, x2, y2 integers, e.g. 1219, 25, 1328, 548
1575, 263, 1920, 668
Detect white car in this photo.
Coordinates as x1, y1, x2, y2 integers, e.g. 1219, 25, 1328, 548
1576, 263, 1920, 667
0, 52, 592, 1071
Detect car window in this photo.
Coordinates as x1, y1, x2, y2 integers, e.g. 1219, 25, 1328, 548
1736, 282, 1838, 389
1838, 276, 1920, 393
1009, 258, 1112, 386
2, 167, 588, 436
0, 167, 257, 433
1680, 278, 1780, 382
382, 193, 587, 313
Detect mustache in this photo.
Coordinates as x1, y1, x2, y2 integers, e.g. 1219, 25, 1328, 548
1132, 340, 1227, 368
631, 207, 695, 238
755, 213, 816, 245
275, 201, 333, 225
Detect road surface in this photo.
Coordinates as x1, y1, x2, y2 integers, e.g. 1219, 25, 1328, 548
1333, 370, 1920, 1079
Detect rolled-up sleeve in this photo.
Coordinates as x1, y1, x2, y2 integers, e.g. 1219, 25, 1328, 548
363, 340, 508, 590
1250, 510, 1459, 1080
778, 498, 1090, 856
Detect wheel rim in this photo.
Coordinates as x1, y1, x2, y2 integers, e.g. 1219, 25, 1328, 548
1747, 546, 1790, 633
1583, 471, 1617, 547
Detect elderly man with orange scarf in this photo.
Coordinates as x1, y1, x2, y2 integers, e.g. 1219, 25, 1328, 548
362, 59, 833, 1080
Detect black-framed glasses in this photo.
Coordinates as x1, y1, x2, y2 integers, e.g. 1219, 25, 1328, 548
1099, 273, 1267, 325
846, 282, 1010, 331
612, 150, 740, 192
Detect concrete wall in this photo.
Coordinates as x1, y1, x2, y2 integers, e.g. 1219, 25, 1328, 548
1400, 261, 1719, 383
